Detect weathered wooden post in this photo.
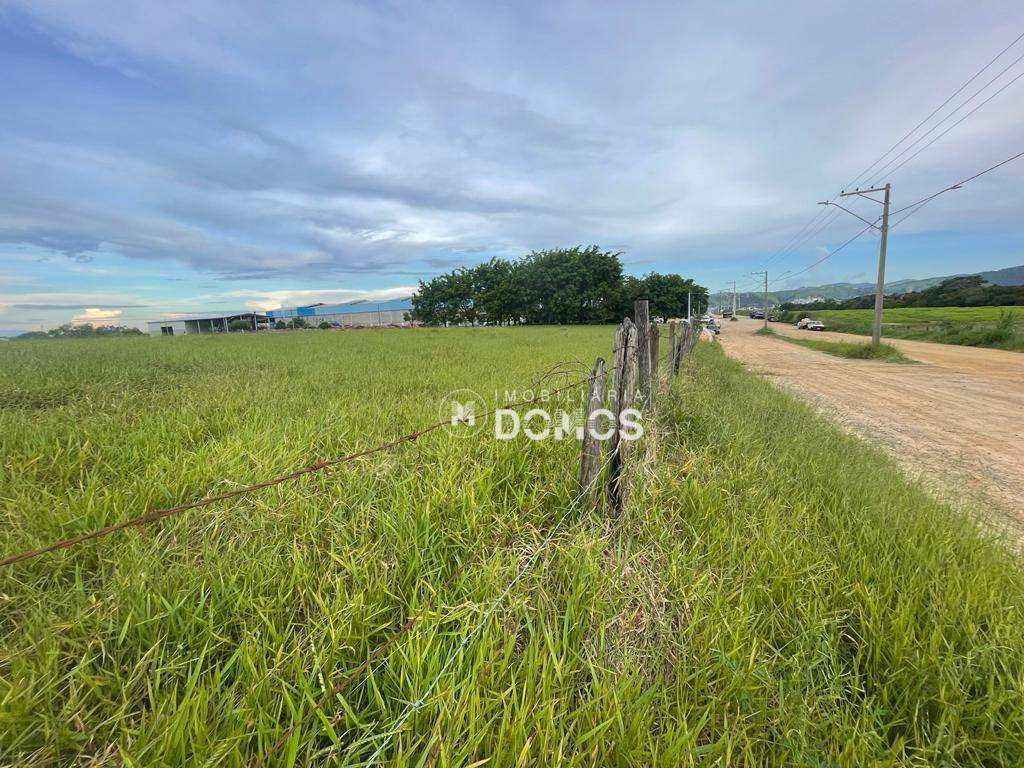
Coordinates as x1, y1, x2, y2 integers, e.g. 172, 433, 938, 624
608, 318, 638, 516
673, 321, 689, 375
609, 319, 628, 416
578, 357, 606, 496
634, 300, 651, 405
666, 321, 677, 374
649, 322, 660, 386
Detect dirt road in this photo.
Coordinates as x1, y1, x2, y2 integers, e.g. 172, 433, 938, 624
717, 317, 1024, 526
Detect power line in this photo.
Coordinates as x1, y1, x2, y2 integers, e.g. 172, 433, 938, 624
847, 30, 1024, 191
760, 29, 1024, 273
866, 49, 1024, 185
769, 222, 877, 285
879, 68, 1024, 181
761, 205, 833, 268
889, 149, 1024, 219
763, 206, 844, 270
770, 147, 1024, 288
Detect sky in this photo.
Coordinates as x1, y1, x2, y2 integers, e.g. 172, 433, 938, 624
1, 1, 1023, 333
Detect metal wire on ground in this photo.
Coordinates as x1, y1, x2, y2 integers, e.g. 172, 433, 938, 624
357, 445, 620, 767
249, 482, 563, 768
0, 377, 590, 568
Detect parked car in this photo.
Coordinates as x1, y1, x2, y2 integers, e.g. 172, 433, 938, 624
805, 320, 825, 331
749, 309, 765, 319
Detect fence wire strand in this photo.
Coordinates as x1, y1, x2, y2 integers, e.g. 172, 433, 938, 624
357, 445, 619, 766
1, 377, 590, 568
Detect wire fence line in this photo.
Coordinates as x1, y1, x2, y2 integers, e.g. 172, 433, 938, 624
357, 445, 621, 767
251, 303, 695, 766
248, 481, 565, 768
0, 377, 591, 568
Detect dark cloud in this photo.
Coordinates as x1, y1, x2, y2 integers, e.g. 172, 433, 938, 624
0, 0, 1021, 289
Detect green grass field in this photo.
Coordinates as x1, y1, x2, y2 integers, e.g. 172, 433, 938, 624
808, 306, 1024, 351
2, 330, 1024, 766
765, 330, 913, 363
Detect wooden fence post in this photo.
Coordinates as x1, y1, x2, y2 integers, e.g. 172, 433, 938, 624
666, 321, 677, 375
673, 321, 689, 375
649, 322, 660, 387
634, 300, 651, 405
608, 318, 638, 516
578, 357, 606, 496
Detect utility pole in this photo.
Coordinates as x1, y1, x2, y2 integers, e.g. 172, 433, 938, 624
731, 281, 738, 321
821, 183, 891, 345
687, 291, 691, 323
751, 271, 768, 329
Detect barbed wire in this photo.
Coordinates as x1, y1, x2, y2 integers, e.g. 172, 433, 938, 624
357, 445, 620, 766
0, 377, 591, 568
248, 479, 565, 768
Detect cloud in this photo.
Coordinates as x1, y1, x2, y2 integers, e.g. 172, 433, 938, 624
13, 303, 147, 310
71, 307, 123, 323
0, 0, 1022, 292
217, 285, 416, 312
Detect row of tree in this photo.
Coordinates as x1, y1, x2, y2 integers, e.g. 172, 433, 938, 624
14, 323, 144, 340
780, 275, 1024, 312
410, 246, 708, 326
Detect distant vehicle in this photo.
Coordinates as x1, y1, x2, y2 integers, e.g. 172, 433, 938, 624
796, 318, 810, 329
700, 314, 712, 324
722, 308, 734, 318
805, 320, 825, 331
768, 315, 780, 322
705, 322, 720, 335
749, 309, 765, 319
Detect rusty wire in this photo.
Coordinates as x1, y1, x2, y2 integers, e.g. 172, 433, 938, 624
0, 377, 589, 568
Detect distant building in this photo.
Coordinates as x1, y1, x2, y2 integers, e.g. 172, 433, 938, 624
147, 311, 268, 336
266, 299, 414, 327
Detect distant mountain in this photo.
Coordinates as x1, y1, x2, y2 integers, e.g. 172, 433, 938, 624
711, 263, 1024, 308
979, 264, 1024, 286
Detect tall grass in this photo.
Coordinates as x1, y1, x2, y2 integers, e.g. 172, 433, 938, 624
809, 308, 1024, 351
765, 331, 913, 362
1, 332, 1023, 765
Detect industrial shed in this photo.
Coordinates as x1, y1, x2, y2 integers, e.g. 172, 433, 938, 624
267, 299, 413, 327
147, 311, 268, 336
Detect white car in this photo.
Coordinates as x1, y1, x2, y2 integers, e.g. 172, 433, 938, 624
804, 320, 825, 331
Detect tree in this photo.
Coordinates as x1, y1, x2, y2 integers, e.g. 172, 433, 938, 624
14, 323, 144, 340
517, 246, 624, 324
409, 271, 473, 326
633, 273, 708, 320
288, 317, 309, 329
318, 321, 331, 329
470, 258, 522, 325
228, 319, 251, 332
409, 245, 708, 326
274, 320, 287, 330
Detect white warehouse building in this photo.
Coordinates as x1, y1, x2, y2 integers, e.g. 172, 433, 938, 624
147, 311, 269, 336
147, 300, 413, 336
266, 299, 413, 327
